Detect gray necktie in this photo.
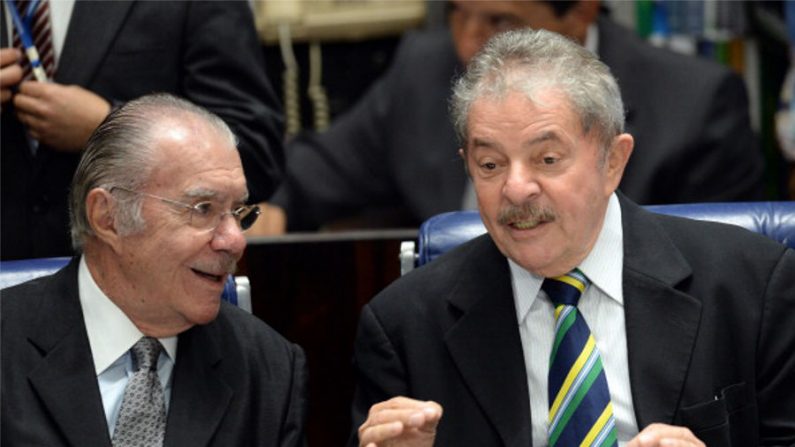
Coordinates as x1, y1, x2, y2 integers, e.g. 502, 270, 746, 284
112, 337, 167, 447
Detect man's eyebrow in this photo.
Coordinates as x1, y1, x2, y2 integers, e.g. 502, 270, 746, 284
183, 188, 248, 204
524, 131, 560, 148
471, 137, 498, 149
471, 131, 560, 151
184, 188, 218, 200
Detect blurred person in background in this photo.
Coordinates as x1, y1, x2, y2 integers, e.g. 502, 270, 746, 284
1, 0, 283, 260
262, 0, 764, 234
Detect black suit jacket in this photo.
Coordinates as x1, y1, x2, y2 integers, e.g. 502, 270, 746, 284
1, 258, 308, 446
1, 1, 284, 260
350, 197, 795, 446
273, 18, 765, 230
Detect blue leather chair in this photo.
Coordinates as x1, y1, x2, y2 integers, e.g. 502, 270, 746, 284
0, 257, 252, 312
400, 202, 795, 274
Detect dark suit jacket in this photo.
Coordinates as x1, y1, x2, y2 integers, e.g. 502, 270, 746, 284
273, 18, 765, 231
350, 197, 795, 446
1, 1, 284, 260
1, 258, 308, 446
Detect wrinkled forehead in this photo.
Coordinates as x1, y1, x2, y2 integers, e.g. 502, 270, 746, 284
149, 112, 237, 156
153, 112, 235, 147
147, 117, 246, 198
469, 84, 578, 125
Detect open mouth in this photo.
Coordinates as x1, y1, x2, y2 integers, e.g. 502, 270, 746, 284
509, 217, 551, 230
191, 268, 225, 284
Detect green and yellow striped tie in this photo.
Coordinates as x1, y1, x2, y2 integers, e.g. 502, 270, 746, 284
543, 269, 617, 447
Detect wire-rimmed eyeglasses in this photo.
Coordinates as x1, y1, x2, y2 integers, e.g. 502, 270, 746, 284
110, 186, 260, 232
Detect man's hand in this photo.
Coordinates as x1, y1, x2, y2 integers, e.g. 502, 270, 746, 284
1, 48, 23, 105
13, 81, 111, 152
627, 423, 705, 447
358, 397, 442, 447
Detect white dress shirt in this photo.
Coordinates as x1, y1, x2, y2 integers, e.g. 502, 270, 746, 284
78, 257, 177, 436
510, 193, 639, 446
48, 0, 75, 62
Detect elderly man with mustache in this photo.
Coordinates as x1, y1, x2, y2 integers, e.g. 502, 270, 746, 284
351, 29, 795, 447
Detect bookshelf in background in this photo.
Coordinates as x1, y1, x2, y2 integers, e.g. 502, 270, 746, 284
607, 0, 790, 199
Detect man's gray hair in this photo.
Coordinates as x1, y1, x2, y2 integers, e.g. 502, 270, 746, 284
451, 28, 625, 154
69, 93, 237, 251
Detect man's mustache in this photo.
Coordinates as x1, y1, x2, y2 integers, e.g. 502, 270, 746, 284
497, 204, 557, 226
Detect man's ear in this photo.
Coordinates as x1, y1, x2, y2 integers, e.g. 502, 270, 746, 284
604, 133, 633, 194
85, 188, 123, 252
458, 148, 471, 177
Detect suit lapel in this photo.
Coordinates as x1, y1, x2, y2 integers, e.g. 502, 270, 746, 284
619, 197, 701, 428
444, 237, 533, 447
164, 321, 233, 446
26, 259, 113, 447
56, 1, 134, 85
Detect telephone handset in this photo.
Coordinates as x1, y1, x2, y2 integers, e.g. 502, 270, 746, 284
253, 0, 426, 136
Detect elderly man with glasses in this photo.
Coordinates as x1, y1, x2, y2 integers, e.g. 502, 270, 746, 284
1, 93, 307, 446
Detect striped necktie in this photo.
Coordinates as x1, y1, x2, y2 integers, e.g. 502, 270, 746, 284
10, 0, 56, 81
543, 269, 618, 447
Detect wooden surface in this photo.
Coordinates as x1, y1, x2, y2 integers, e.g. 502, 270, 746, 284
240, 229, 416, 446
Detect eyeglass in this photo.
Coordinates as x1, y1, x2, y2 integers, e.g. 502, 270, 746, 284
110, 186, 260, 232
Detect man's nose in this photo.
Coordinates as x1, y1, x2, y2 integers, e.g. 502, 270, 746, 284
210, 214, 247, 258
502, 164, 541, 204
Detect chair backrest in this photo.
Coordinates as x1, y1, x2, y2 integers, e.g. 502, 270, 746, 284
400, 201, 795, 274
0, 257, 252, 313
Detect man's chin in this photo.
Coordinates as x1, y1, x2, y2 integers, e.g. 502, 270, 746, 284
187, 298, 222, 326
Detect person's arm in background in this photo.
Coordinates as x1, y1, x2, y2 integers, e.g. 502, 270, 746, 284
4, 46, 109, 151
679, 70, 767, 202
6, 1, 284, 203
12, 80, 110, 151
181, 1, 284, 203
253, 32, 435, 234
2, 3, 107, 151
263, 71, 400, 233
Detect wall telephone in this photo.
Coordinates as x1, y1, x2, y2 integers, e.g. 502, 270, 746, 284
253, 0, 427, 137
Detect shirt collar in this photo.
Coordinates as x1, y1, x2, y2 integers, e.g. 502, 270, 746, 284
510, 193, 624, 323
580, 193, 624, 304
78, 257, 177, 375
